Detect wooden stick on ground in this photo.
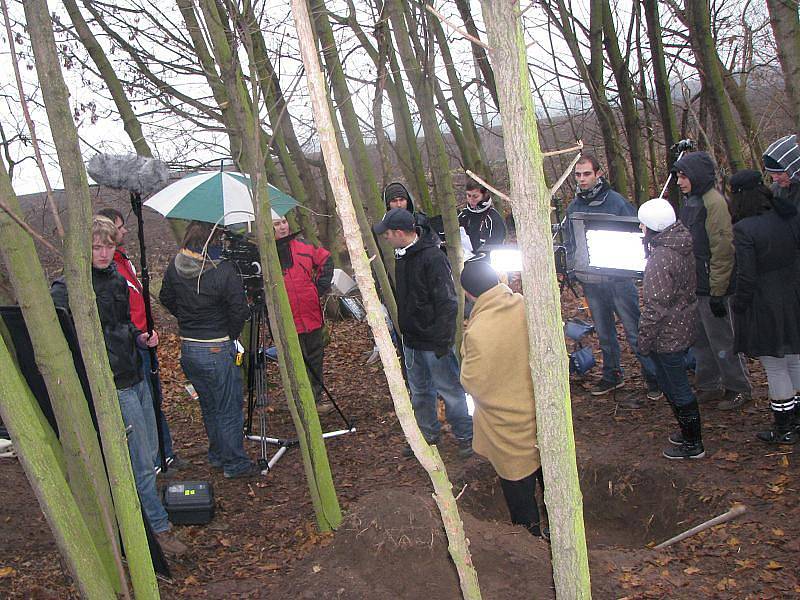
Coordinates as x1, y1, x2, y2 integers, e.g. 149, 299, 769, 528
653, 503, 747, 550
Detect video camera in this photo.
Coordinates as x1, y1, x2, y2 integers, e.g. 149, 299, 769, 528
221, 229, 264, 299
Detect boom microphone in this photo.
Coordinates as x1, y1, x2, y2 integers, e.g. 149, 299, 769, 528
87, 153, 169, 197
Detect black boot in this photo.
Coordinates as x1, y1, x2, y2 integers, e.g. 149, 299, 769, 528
666, 398, 684, 446
756, 400, 798, 445
663, 402, 705, 459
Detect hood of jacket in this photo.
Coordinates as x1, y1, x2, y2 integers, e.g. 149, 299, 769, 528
174, 248, 220, 279
673, 151, 716, 197
649, 222, 694, 256
383, 182, 416, 213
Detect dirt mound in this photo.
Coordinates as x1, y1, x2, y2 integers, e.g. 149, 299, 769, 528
278, 487, 554, 599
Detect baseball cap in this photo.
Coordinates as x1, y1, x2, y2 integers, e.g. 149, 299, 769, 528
373, 208, 415, 235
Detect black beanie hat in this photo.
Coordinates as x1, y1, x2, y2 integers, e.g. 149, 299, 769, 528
383, 182, 412, 211
729, 169, 762, 193
460, 259, 500, 297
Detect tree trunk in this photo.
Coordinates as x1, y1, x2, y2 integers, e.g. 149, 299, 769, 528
0, 337, 118, 600
480, 2, 591, 597
199, 0, 342, 532
290, 1, 482, 597
453, 0, 498, 109
25, 3, 159, 596
0, 160, 126, 595
683, 0, 745, 171
601, 0, 649, 204
766, 0, 800, 131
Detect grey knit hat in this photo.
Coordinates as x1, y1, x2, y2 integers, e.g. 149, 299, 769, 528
763, 134, 800, 180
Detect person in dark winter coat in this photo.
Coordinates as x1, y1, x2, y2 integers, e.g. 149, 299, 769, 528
637, 199, 704, 459
674, 151, 752, 409
458, 180, 506, 253
564, 152, 659, 402
382, 181, 439, 246
52, 216, 186, 556
730, 169, 800, 445
373, 208, 473, 458
160, 220, 257, 479
763, 134, 800, 209
272, 216, 334, 407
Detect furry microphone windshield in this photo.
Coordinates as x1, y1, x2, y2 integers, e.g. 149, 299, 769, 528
87, 153, 170, 197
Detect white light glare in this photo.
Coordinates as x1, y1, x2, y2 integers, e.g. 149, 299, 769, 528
489, 249, 522, 273
465, 393, 475, 416
585, 230, 646, 272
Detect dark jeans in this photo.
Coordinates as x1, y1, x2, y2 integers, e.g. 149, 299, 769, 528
499, 469, 545, 533
299, 327, 325, 403
651, 351, 696, 408
180, 340, 252, 476
138, 347, 175, 465
582, 280, 657, 385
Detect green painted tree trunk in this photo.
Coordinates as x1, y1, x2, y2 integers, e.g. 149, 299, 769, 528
290, 1, 481, 596
0, 337, 117, 600
199, 0, 342, 532
0, 160, 125, 594
25, 3, 159, 596
480, 2, 591, 597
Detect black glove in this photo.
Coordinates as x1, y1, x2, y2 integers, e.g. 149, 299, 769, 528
709, 296, 727, 318
434, 347, 449, 359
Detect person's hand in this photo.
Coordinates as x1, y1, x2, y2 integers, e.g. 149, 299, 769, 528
709, 296, 727, 318
137, 331, 159, 348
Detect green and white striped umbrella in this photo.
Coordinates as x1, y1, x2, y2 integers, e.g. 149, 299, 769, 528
143, 171, 298, 225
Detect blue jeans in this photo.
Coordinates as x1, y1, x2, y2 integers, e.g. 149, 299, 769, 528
582, 280, 657, 385
180, 340, 252, 476
651, 351, 696, 409
139, 348, 175, 465
403, 345, 473, 442
117, 380, 170, 533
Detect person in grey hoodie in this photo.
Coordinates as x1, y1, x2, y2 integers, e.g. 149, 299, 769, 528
638, 199, 703, 460
674, 151, 751, 410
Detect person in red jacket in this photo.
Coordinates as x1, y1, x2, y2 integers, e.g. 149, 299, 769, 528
273, 216, 334, 410
98, 208, 184, 470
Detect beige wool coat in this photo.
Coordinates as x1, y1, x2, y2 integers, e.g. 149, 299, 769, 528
460, 284, 540, 481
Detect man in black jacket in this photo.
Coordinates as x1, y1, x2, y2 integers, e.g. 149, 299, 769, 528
374, 208, 473, 458
51, 216, 186, 556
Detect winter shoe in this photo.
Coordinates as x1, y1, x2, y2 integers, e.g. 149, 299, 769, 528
696, 388, 723, 404
155, 530, 188, 557
402, 435, 440, 458
668, 431, 684, 445
756, 399, 798, 445
457, 439, 474, 459
224, 463, 261, 479
717, 390, 753, 411
663, 402, 705, 459
646, 381, 664, 401
590, 379, 624, 396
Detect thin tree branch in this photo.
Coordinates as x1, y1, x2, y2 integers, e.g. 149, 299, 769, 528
0, 199, 62, 256
424, 4, 492, 51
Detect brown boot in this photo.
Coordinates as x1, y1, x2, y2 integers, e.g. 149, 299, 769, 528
155, 530, 188, 557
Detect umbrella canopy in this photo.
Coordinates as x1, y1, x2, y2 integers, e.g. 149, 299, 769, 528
143, 171, 298, 225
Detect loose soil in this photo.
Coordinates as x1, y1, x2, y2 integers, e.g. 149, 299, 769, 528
2, 192, 800, 598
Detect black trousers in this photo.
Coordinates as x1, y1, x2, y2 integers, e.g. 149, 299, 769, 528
499, 468, 545, 534
299, 327, 325, 402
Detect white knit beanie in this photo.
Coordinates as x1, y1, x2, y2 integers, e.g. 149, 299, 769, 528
638, 198, 676, 232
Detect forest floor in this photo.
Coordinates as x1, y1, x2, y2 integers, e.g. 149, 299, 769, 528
2, 196, 800, 598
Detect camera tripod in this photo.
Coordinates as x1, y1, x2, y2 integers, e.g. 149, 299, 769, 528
243, 294, 355, 475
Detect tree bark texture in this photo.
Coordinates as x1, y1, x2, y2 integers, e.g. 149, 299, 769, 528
290, 0, 482, 597
24, 2, 160, 596
481, 2, 592, 597
766, 0, 800, 131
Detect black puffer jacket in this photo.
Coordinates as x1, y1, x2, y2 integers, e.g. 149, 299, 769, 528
733, 198, 800, 357
159, 250, 250, 340
395, 233, 457, 352
638, 222, 698, 355
675, 152, 735, 296
51, 265, 143, 389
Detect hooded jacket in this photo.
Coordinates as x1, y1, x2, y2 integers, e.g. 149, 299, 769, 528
564, 177, 637, 284
276, 235, 333, 334
460, 284, 539, 480
159, 249, 250, 340
675, 152, 735, 296
383, 182, 440, 247
395, 231, 457, 352
638, 222, 698, 355
51, 265, 143, 389
733, 197, 800, 357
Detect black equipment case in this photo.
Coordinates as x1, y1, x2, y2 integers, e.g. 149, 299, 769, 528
162, 481, 215, 525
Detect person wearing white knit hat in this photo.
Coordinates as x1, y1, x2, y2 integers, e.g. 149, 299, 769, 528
637, 198, 705, 459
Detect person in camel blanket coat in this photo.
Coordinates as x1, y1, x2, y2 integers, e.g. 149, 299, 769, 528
459, 259, 547, 538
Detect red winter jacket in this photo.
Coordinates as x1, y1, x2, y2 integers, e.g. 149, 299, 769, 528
279, 237, 333, 334
113, 248, 148, 331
